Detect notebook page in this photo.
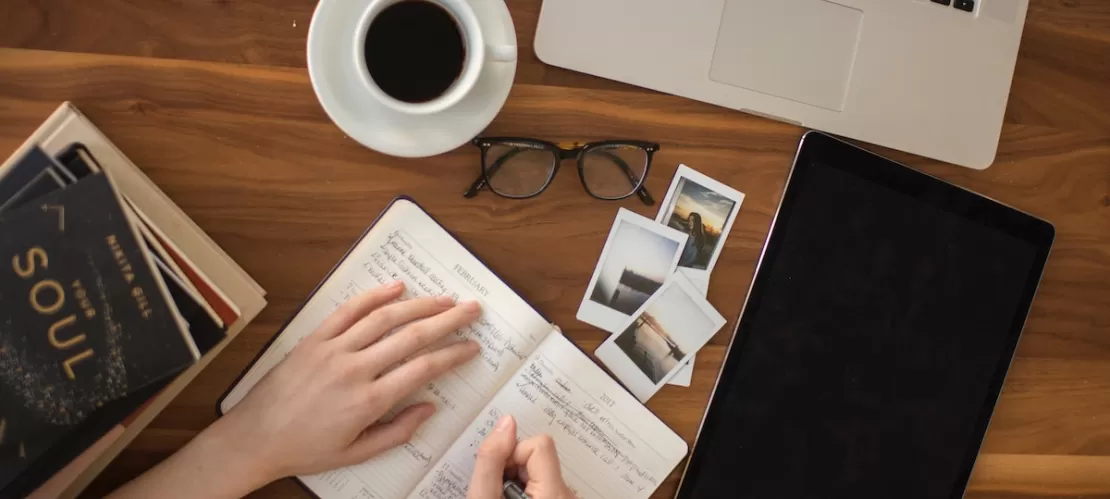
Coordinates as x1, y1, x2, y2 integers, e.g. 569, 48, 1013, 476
220, 199, 552, 499
409, 333, 688, 499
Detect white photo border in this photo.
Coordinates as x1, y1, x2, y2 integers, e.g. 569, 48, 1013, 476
595, 273, 726, 402
576, 208, 688, 333
655, 164, 745, 281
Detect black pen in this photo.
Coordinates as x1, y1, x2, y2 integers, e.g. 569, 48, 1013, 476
503, 479, 530, 499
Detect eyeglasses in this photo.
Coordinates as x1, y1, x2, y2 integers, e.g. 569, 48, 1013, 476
464, 138, 658, 205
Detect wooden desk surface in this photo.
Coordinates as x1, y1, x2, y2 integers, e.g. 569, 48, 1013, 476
1, 1, 1108, 497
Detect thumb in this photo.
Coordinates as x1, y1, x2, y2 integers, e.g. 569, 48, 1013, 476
467, 415, 517, 499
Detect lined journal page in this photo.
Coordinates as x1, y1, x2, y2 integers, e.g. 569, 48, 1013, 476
220, 199, 552, 499
409, 333, 689, 499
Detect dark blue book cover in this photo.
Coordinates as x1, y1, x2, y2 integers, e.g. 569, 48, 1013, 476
0, 174, 199, 487
0, 146, 225, 494
0, 146, 71, 203
15, 144, 227, 355
0, 168, 66, 215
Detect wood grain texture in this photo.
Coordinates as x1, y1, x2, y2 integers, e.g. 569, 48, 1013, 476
0, 0, 1107, 497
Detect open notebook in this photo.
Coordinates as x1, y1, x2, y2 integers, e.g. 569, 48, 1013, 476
220, 198, 687, 499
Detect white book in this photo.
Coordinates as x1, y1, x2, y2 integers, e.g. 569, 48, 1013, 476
220, 198, 688, 499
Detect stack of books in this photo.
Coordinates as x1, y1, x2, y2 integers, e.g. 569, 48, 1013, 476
0, 103, 267, 499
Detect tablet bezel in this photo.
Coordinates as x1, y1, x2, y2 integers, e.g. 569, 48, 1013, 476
674, 131, 1055, 498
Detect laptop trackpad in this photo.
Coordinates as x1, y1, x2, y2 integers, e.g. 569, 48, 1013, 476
710, 0, 863, 112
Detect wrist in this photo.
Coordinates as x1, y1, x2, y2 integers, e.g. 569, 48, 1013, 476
189, 415, 281, 494
111, 413, 280, 499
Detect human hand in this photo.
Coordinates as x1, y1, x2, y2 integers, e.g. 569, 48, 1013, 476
467, 416, 577, 499
214, 281, 481, 483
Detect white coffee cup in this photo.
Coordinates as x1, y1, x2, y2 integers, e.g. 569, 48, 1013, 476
353, 0, 517, 116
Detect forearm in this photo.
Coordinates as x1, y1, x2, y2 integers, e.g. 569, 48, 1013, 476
108, 416, 276, 499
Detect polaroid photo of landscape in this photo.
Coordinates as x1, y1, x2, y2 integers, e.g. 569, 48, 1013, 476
677, 267, 709, 295
666, 268, 708, 387
577, 208, 688, 333
669, 357, 694, 387
595, 273, 726, 402
655, 164, 745, 282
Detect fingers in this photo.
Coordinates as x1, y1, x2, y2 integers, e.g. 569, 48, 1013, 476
310, 281, 405, 342
345, 403, 436, 463
338, 295, 458, 351
467, 416, 517, 499
362, 301, 481, 372
372, 341, 480, 402
512, 435, 564, 488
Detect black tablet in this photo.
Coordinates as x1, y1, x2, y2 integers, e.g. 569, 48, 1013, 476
675, 132, 1054, 499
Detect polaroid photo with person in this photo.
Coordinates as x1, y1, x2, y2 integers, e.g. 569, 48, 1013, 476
595, 272, 726, 402
656, 164, 745, 289
577, 208, 688, 333
656, 164, 745, 386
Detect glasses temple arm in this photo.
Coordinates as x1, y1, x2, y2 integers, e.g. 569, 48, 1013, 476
463, 175, 486, 198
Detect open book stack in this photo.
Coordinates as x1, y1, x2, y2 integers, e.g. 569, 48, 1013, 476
0, 103, 267, 499
222, 198, 688, 499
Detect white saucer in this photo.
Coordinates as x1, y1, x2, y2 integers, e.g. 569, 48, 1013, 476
306, 0, 517, 158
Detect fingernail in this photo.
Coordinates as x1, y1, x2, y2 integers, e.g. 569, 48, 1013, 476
387, 281, 404, 290
495, 415, 513, 432
461, 301, 481, 313
436, 295, 455, 306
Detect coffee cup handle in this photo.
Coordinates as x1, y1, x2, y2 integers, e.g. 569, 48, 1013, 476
487, 44, 517, 63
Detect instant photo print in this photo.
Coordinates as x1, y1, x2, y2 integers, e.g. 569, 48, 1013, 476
656, 164, 745, 283
577, 208, 688, 333
596, 273, 726, 402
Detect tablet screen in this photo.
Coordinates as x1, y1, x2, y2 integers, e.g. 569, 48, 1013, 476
677, 133, 1053, 499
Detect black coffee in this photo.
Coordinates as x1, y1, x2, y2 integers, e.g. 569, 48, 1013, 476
364, 0, 466, 104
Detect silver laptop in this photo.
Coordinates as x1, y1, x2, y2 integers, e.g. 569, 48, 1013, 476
535, 0, 1028, 169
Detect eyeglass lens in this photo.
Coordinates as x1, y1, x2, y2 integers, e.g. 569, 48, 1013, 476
580, 145, 649, 199
483, 143, 557, 198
